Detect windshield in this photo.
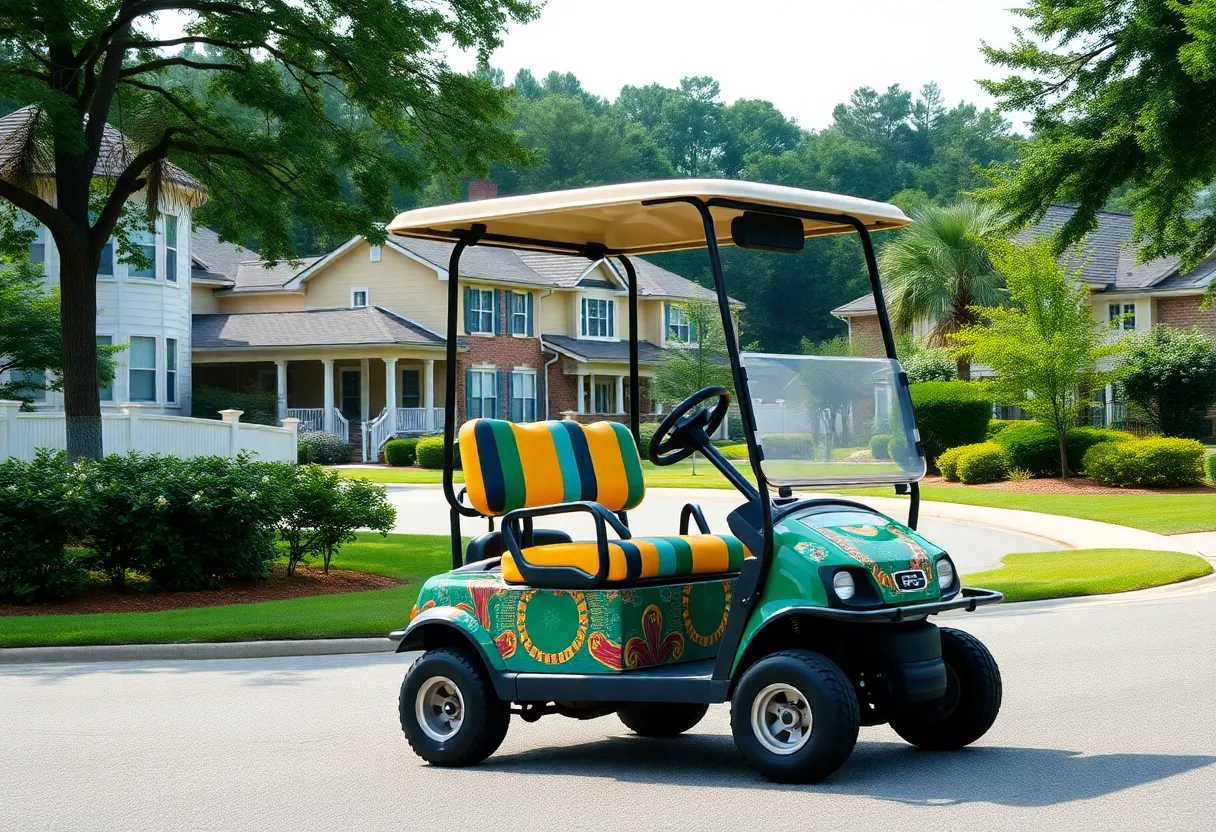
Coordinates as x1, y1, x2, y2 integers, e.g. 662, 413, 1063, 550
741, 352, 925, 488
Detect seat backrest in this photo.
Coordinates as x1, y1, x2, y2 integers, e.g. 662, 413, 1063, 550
459, 419, 645, 516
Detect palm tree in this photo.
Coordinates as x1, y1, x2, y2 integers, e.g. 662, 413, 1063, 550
878, 201, 1006, 380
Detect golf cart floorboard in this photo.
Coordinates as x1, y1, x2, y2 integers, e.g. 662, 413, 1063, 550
502, 658, 728, 704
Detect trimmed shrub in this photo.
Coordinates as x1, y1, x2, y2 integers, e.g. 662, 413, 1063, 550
888, 433, 917, 468
417, 435, 460, 469
0, 452, 89, 603
297, 429, 351, 464
869, 434, 893, 460
936, 444, 970, 482
992, 422, 1133, 477
985, 419, 1021, 439
638, 422, 662, 453
277, 465, 396, 574
716, 443, 749, 460
727, 412, 745, 441
955, 442, 1009, 484
1082, 438, 1207, 488
907, 381, 992, 468
762, 433, 816, 460
1207, 452, 1216, 484
192, 386, 278, 426
904, 349, 957, 383
383, 438, 418, 467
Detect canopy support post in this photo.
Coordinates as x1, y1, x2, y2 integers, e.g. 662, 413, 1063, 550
618, 255, 642, 450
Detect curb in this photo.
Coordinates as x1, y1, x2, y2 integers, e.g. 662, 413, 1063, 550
0, 637, 398, 665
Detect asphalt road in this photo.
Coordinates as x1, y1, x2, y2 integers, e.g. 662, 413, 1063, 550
4, 581, 1214, 832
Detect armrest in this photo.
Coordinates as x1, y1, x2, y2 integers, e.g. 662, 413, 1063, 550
679, 503, 710, 534
501, 501, 631, 589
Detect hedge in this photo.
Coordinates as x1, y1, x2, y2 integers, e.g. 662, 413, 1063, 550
869, 434, 893, 460
638, 422, 661, 453
418, 435, 461, 469
991, 422, 1132, 477
297, 430, 351, 464
955, 442, 1009, 484
383, 438, 418, 467
192, 386, 278, 426
906, 381, 992, 468
936, 444, 969, 482
1208, 452, 1216, 484
1082, 438, 1207, 488
986, 419, 1021, 439
762, 433, 816, 460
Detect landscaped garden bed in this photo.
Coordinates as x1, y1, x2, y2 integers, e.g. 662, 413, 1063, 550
920, 474, 1215, 496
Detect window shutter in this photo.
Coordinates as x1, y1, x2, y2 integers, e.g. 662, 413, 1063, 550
663, 303, 671, 343
464, 368, 473, 420
504, 291, 514, 334
581, 297, 587, 336
526, 292, 534, 336
494, 289, 503, 335
607, 300, 615, 337
495, 369, 504, 418
463, 287, 474, 334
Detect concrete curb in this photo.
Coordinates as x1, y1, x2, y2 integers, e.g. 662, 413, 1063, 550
0, 637, 397, 665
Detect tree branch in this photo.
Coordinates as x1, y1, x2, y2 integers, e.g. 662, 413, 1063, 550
119, 57, 247, 77
0, 178, 76, 240
91, 128, 182, 244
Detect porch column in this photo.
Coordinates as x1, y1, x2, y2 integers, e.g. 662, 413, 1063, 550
615, 374, 625, 414
385, 357, 398, 433
321, 359, 335, 434
589, 373, 597, 413
359, 358, 370, 423
424, 359, 435, 430
576, 372, 587, 414
275, 360, 287, 424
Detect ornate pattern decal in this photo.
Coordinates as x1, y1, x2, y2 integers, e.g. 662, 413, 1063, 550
625, 605, 685, 668
840, 524, 880, 537
517, 589, 589, 665
794, 541, 829, 561
682, 581, 731, 648
818, 528, 896, 590
886, 525, 934, 579
588, 632, 623, 670
494, 631, 517, 659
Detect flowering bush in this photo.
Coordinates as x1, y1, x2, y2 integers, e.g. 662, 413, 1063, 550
297, 429, 351, 464
277, 466, 396, 574
0, 452, 89, 603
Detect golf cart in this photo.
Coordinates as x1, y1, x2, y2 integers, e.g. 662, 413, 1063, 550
385, 180, 1003, 783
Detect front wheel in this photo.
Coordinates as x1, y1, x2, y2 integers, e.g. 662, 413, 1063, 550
618, 702, 709, 737
730, 650, 859, 783
889, 627, 1002, 750
399, 647, 510, 766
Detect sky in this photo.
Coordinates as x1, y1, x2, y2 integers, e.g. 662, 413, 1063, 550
446, 0, 1029, 130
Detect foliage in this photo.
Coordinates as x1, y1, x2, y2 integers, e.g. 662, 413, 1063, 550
383, 438, 419, 467
869, 434, 893, 460
903, 348, 957, 384
991, 422, 1132, 478
1207, 451, 1216, 484
653, 295, 735, 409
276, 466, 396, 574
979, 0, 1216, 303
955, 442, 1009, 484
638, 422, 661, 454
297, 430, 351, 465
0, 255, 116, 402
1118, 327, 1216, 438
935, 444, 969, 482
716, 443, 750, 461
416, 435, 460, 469
877, 201, 1006, 379
191, 386, 278, 426
986, 418, 1021, 439
762, 434, 816, 460
1082, 438, 1208, 489
798, 334, 874, 451
907, 381, 993, 467
952, 238, 1125, 477
0, 452, 88, 603
1006, 466, 1033, 483
727, 412, 745, 441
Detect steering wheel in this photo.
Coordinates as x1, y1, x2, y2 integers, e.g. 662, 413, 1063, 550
648, 386, 732, 466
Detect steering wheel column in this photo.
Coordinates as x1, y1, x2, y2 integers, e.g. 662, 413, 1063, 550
648, 386, 760, 501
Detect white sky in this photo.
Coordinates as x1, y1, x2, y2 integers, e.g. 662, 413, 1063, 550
447, 0, 1028, 130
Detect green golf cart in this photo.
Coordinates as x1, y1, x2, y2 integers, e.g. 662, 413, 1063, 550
385, 180, 1003, 783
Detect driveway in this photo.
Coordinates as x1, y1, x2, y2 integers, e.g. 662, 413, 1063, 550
387, 485, 1060, 572
3, 584, 1213, 831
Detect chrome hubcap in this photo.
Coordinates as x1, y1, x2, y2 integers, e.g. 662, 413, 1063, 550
751, 683, 813, 754
416, 676, 464, 742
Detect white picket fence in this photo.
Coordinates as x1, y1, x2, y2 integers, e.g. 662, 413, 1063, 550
0, 401, 299, 462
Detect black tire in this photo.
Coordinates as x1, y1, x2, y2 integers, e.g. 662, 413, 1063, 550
730, 650, 859, 784
398, 647, 510, 766
889, 627, 1002, 750
618, 702, 709, 737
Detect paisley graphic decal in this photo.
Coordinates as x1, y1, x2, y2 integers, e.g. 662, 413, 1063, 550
494, 631, 517, 659
588, 632, 623, 670
409, 598, 436, 622
517, 589, 589, 665
682, 581, 731, 648
455, 581, 505, 629
818, 528, 896, 590
886, 525, 934, 579
625, 605, 685, 668
840, 524, 880, 537
794, 541, 829, 562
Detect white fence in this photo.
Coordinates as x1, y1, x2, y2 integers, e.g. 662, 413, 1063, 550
0, 401, 299, 463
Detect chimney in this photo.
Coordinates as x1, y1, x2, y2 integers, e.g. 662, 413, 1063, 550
467, 179, 498, 202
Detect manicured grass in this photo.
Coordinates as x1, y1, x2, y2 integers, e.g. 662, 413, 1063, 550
0, 533, 452, 648
961, 549, 1212, 603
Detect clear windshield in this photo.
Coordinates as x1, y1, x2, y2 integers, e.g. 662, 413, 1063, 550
741, 352, 925, 488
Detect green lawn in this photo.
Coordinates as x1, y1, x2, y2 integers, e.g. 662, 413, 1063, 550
0, 533, 451, 648
961, 549, 1213, 603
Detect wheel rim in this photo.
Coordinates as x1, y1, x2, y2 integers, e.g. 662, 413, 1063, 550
751, 682, 813, 755
415, 675, 465, 742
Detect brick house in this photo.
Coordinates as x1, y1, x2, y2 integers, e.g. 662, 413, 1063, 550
832, 204, 1216, 438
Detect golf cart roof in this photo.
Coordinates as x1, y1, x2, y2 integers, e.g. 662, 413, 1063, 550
386, 179, 910, 256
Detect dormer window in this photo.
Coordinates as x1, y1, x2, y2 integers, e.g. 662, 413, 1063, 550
352, 289, 369, 308
581, 297, 614, 338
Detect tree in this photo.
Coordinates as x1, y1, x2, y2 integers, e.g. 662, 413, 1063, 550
877, 201, 1007, 380
0, 0, 536, 459
952, 238, 1124, 478
1119, 326, 1216, 438
979, 0, 1216, 303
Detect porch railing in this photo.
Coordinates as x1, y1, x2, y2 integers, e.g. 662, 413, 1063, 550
332, 409, 349, 444
286, 408, 324, 432
364, 408, 392, 462
397, 407, 427, 432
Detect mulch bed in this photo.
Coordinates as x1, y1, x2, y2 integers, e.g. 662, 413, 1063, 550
0, 565, 403, 617
922, 474, 1216, 496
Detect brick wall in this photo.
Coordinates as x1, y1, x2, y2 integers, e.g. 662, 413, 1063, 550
1156, 295, 1216, 338
847, 315, 886, 357
456, 291, 546, 421
546, 358, 581, 418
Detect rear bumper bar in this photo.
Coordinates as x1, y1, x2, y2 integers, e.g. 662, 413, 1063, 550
805, 586, 1003, 623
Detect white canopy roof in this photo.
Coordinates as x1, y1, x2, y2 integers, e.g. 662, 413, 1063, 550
386, 179, 910, 256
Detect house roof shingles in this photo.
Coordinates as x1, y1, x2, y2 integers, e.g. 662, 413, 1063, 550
542, 334, 665, 363
192, 306, 444, 350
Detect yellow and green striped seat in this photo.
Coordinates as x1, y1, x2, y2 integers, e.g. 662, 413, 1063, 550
501, 534, 749, 585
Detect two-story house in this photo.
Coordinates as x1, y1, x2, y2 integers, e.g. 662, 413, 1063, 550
832, 204, 1216, 438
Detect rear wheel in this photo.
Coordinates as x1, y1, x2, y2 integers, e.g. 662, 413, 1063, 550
889, 627, 1002, 750
399, 647, 510, 766
618, 702, 709, 737
730, 650, 859, 784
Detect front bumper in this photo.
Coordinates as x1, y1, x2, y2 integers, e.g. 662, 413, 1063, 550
800, 586, 1003, 623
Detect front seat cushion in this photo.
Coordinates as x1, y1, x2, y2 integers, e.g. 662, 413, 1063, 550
501, 534, 749, 586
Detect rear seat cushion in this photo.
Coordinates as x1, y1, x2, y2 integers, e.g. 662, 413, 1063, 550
501, 534, 749, 585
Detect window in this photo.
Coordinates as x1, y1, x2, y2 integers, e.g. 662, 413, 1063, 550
581, 297, 614, 338
351, 289, 369, 308
1108, 302, 1136, 330
28, 239, 45, 265
164, 215, 178, 282
510, 291, 532, 336
369, 245, 382, 262
467, 369, 497, 419
165, 339, 178, 404
129, 336, 157, 401
593, 379, 613, 414
509, 371, 537, 422
401, 369, 421, 408
13, 369, 46, 403
97, 336, 113, 401
467, 288, 495, 334
127, 228, 156, 278
666, 303, 691, 343
98, 241, 114, 278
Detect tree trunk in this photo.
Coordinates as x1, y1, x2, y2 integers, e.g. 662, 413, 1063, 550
1058, 432, 1070, 480
956, 358, 971, 382
58, 244, 104, 460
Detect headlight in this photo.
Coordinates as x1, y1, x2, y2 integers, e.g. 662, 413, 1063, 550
832, 570, 856, 601
936, 557, 955, 589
